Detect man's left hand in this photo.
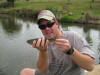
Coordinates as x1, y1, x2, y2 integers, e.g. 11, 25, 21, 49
54, 39, 71, 53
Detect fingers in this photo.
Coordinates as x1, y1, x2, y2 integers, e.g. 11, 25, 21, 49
45, 40, 49, 48
41, 38, 45, 47
54, 39, 71, 51
55, 39, 69, 43
54, 39, 69, 46
55, 43, 69, 48
32, 40, 37, 48
36, 38, 41, 47
32, 37, 49, 50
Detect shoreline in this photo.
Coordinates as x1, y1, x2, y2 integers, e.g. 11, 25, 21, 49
0, 9, 100, 25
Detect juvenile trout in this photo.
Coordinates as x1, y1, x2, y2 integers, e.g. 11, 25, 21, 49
27, 38, 56, 45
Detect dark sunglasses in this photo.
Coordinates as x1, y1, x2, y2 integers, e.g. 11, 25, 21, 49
38, 21, 55, 30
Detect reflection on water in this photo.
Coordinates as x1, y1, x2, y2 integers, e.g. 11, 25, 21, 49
0, 64, 8, 75
0, 16, 100, 75
0, 17, 22, 37
82, 25, 93, 45
0, 16, 41, 75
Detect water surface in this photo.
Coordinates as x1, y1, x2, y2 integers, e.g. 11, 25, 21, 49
0, 16, 100, 75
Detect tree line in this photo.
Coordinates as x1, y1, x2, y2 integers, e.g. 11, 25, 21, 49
0, 0, 15, 8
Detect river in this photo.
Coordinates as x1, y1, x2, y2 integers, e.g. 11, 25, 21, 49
0, 16, 100, 75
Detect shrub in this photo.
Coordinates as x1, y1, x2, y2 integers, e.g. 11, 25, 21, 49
0, 2, 9, 8
60, 14, 75, 23
44, 7, 60, 16
0, 2, 14, 8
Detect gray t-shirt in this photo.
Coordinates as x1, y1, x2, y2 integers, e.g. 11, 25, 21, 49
48, 31, 94, 75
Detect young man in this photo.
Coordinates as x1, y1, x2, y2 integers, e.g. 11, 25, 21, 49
20, 10, 95, 75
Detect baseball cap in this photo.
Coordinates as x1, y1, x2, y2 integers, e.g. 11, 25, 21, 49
37, 10, 56, 21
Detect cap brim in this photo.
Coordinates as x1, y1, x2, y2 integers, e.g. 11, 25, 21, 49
38, 16, 53, 21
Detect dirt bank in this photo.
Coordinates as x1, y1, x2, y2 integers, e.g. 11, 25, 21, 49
86, 64, 100, 75
75, 13, 100, 25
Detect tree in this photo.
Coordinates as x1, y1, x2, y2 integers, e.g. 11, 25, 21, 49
90, 0, 95, 9
7, 0, 15, 2
7, 0, 15, 7
92, 0, 95, 3
67, 0, 71, 4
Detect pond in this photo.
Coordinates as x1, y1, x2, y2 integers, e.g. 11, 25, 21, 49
0, 16, 100, 75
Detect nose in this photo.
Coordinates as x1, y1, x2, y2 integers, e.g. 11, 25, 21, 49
45, 27, 50, 30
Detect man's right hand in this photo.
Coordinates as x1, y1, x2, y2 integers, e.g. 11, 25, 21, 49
32, 37, 49, 53
32, 37, 49, 73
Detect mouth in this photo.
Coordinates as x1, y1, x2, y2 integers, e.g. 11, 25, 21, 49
45, 32, 53, 37
46, 32, 52, 35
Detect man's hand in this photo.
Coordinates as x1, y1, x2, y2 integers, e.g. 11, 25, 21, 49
32, 37, 49, 53
54, 39, 71, 53
32, 37, 49, 73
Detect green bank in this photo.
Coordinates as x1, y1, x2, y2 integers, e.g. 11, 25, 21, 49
0, 0, 100, 24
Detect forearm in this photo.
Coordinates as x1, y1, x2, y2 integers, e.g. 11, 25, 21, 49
69, 48, 94, 71
37, 51, 49, 73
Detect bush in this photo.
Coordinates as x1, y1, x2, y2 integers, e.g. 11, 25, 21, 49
60, 14, 75, 23
7, 8, 41, 21
32, 10, 41, 20
44, 7, 60, 16
0, 2, 9, 8
0, 2, 14, 8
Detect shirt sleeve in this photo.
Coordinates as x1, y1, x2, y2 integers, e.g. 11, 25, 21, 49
73, 31, 95, 59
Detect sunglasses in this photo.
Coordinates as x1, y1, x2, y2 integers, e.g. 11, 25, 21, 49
38, 21, 55, 30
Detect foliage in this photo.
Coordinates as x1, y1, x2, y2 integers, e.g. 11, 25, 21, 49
92, 0, 94, 3
7, 0, 15, 3
0, 2, 9, 8
0, 0, 15, 8
44, 7, 60, 15
6, 8, 41, 21
0, 0, 100, 22
7, 0, 15, 7
60, 14, 75, 23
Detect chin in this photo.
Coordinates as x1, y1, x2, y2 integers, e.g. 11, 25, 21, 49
44, 32, 54, 38
45, 35, 54, 38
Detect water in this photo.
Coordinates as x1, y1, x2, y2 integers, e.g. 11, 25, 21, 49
0, 16, 100, 75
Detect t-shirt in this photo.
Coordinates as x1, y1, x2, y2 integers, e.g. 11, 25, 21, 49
48, 31, 94, 75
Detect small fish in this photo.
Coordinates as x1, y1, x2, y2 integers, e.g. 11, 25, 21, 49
27, 38, 56, 45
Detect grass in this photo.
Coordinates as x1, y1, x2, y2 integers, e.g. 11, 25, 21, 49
67, 0, 100, 17
0, 0, 100, 23
0, 1, 66, 10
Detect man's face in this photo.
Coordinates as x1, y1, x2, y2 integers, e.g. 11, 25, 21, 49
39, 19, 58, 38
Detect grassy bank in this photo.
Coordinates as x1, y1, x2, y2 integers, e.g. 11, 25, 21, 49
0, 0, 100, 23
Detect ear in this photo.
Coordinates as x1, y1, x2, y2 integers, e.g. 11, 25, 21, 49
55, 20, 59, 29
56, 20, 59, 26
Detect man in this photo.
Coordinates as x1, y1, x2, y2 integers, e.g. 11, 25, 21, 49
20, 10, 95, 75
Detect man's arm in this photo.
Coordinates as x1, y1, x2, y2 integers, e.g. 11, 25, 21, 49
54, 39, 94, 71
69, 48, 94, 71
32, 38, 49, 74
37, 51, 49, 73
